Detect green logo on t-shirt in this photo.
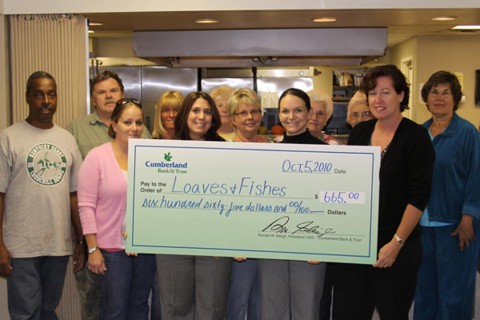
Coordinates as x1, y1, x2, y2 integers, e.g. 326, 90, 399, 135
26, 144, 67, 186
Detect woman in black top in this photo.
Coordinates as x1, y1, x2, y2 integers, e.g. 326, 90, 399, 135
258, 88, 326, 320
331, 65, 435, 320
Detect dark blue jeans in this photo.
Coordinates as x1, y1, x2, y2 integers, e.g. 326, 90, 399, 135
7, 256, 69, 320
100, 251, 156, 320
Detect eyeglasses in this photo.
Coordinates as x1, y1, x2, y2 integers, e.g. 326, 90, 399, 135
233, 109, 262, 118
116, 98, 142, 108
311, 111, 327, 118
350, 111, 372, 119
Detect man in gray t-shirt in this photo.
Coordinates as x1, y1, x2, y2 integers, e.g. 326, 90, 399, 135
0, 71, 84, 319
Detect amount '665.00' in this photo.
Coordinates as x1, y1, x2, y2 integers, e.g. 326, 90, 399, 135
317, 191, 366, 205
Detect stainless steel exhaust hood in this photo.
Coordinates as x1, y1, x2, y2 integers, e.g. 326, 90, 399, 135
133, 28, 387, 68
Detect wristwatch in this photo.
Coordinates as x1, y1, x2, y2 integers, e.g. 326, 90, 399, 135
88, 246, 98, 254
393, 234, 404, 247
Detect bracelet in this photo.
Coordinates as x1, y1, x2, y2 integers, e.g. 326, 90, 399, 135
88, 246, 98, 254
393, 234, 404, 247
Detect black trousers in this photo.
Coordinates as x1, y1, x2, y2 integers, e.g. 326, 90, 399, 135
331, 236, 422, 320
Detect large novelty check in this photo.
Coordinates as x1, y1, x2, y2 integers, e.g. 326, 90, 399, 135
126, 139, 380, 264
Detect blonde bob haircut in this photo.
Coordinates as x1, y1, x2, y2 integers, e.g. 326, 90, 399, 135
152, 90, 184, 139
227, 88, 262, 116
307, 89, 334, 119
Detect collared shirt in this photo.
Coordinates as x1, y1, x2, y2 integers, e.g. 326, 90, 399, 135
421, 113, 480, 224
67, 111, 152, 159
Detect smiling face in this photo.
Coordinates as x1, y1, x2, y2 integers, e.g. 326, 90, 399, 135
426, 83, 455, 119
278, 94, 311, 136
367, 76, 404, 122
307, 100, 328, 136
187, 98, 213, 140
161, 104, 180, 133
232, 103, 262, 138
26, 77, 57, 127
111, 103, 144, 145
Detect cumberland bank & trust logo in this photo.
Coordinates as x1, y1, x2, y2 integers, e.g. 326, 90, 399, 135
144, 151, 188, 174
26, 143, 67, 186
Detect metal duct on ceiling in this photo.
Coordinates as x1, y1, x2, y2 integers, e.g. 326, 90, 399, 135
132, 28, 387, 68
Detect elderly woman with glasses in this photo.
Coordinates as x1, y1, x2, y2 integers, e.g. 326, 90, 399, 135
78, 98, 156, 319
413, 71, 480, 320
307, 89, 341, 145
346, 91, 374, 128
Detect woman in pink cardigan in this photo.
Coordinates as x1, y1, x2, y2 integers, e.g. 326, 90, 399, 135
78, 98, 156, 320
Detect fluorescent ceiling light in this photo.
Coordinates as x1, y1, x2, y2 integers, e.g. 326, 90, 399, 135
431, 16, 457, 21
88, 21, 104, 26
313, 17, 337, 23
452, 25, 480, 30
195, 18, 218, 24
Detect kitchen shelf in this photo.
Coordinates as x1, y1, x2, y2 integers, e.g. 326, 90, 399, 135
332, 86, 359, 102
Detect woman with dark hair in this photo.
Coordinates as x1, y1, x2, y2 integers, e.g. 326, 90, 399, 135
414, 71, 480, 320
156, 92, 230, 320
174, 91, 224, 141
258, 88, 326, 320
331, 65, 435, 320
78, 98, 156, 319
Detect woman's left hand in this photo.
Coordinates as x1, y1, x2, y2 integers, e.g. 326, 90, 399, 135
451, 215, 475, 251
373, 240, 401, 269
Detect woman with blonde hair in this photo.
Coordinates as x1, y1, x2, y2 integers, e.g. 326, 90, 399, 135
152, 90, 184, 139
226, 88, 266, 320
228, 88, 269, 143
210, 85, 235, 140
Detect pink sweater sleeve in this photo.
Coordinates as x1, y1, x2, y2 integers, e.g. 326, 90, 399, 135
78, 149, 101, 235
